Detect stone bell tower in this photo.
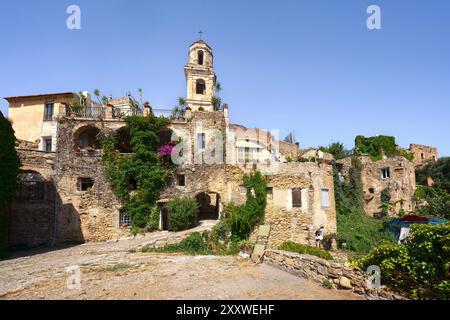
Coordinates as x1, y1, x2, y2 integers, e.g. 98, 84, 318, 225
184, 39, 216, 112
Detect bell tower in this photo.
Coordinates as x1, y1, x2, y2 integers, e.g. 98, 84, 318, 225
184, 39, 216, 112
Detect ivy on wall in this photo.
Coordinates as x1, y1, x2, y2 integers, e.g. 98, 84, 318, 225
101, 114, 174, 233
355, 135, 414, 161
212, 171, 268, 243
0, 113, 21, 255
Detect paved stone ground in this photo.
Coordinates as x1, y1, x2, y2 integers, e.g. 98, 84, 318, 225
0, 226, 362, 300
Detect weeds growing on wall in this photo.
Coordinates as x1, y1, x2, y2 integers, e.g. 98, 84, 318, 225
101, 114, 174, 232
0, 113, 21, 256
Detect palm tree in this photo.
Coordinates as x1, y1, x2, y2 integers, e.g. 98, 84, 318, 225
215, 81, 222, 93
138, 88, 143, 104
211, 96, 222, 111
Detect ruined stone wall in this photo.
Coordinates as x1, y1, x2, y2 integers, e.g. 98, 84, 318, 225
9, 149, 57, 247
359, 156, 416, 217
250, 162, 337, 247
54, 118, 125, 243
278, 141, 299, 159
409, 144, 438, 167
263, 250, 405, 300
338, 156, 416, 217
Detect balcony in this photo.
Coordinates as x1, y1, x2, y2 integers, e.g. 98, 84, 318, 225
66, 106, 105, 119
63, 105, 186, 123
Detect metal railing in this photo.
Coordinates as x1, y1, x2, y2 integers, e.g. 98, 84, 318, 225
112, 107, 143, 118
66, 106, 105, 118
153, 109, 173, 118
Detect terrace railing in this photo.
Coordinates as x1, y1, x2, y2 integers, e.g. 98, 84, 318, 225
66, 106, 105, 119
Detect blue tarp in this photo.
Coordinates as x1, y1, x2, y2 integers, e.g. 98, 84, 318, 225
388, 217, 448, 236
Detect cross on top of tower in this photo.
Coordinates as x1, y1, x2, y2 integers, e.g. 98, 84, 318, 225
198, 30, 203, 39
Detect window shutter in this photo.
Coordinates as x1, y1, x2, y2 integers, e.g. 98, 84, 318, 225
292, 189, 302, 208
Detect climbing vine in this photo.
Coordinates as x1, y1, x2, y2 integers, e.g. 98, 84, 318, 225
0, 113, 21, 256
101, 114, 174, 233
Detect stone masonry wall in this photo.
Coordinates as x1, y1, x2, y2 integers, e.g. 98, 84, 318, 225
9, 149, 57, 247
263, 250, 405, 300
54, 117, 125, 243
409, 144, 439, 167
337, 156, 416, 217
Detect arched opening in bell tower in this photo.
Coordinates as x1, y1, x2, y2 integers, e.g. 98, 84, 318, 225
196, 79, 206, 95
198, 50, 204, 65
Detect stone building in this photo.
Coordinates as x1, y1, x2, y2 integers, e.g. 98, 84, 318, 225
4, 39, 336, 248
408, 144, 439, 167
337, 156, 416, 218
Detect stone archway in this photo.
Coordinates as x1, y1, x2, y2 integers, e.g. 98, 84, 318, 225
196, 192, 220, 221
9, 171, 56, 247
73, 125, 101, 151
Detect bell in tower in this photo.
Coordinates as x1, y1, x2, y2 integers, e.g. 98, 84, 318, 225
184, 39, 217, 112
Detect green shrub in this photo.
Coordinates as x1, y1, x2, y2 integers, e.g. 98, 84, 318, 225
414, 186, 450, 219
279, 241, 333, 260
146, 206, 160, 232
356, 222, 450, 299
166, 196, 199, 232
237, 240, 254, 253
210, 219, 231, 244
143, 232, 211, 255
219, 171, 268, 243
337, 207, 394, 253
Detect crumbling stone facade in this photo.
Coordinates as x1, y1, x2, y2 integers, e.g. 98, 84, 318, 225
409, 143, 438, 167
6, 39, 335, 248
8, 149, 56, 247
337, 156, 416, 217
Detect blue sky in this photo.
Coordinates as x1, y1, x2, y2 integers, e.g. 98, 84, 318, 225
0, 0, 449, 155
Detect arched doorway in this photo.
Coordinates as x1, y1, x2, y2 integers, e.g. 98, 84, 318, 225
74, 126, 101, 151
10, 171, 55, 247
196, 192, 220, 221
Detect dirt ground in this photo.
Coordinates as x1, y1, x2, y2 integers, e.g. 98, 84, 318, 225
0, 237, 362, 300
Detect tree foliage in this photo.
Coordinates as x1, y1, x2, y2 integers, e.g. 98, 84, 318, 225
356, 223, 450, 299
414, 186, 450, 219
319, 141, 351, 160
416, 157, 450, 193
0, 113, 21, 255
